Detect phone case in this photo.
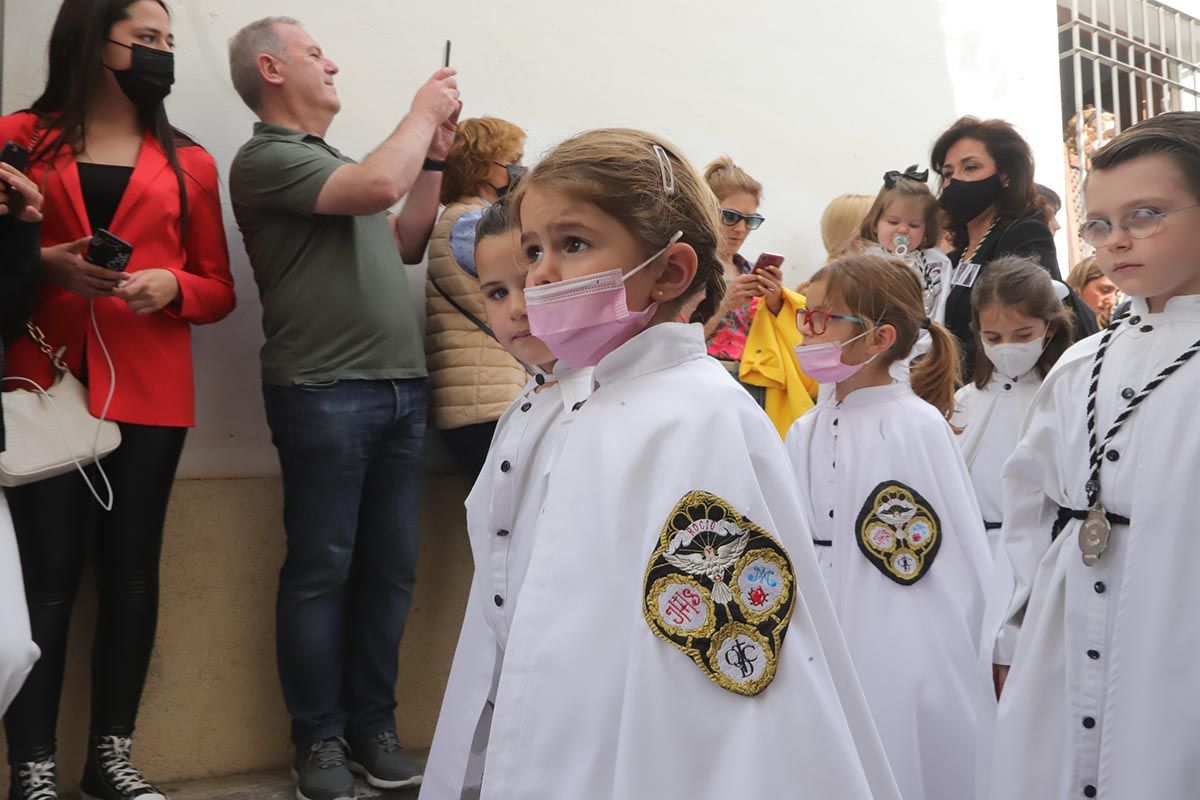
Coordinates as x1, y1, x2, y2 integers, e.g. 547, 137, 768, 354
86, 230, 134, 272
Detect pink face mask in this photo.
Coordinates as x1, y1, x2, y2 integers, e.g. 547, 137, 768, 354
793, 329, 875, 384
524, 232, 683, 368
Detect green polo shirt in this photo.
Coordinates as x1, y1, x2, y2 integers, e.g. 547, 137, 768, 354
229, 122, 426, 386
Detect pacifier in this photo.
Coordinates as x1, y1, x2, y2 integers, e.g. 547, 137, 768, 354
892, 233, 910, 257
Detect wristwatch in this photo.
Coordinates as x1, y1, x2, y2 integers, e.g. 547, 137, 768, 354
422, 157, 448, 172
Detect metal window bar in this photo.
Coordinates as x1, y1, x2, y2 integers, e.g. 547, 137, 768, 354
1058, 0, 1200, 264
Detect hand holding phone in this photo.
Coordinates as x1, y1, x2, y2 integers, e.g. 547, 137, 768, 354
1, 142, 30, 173
42, 237, 122, 298
752, 252, 785, 274
751, 253, 786, 314
0, 163, 43, 223
0, 141, 33, 215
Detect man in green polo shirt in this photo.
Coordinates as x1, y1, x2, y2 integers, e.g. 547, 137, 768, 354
227, 16, 459, 800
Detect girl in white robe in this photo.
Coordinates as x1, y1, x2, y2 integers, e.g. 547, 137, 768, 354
473, 129, 901, 800
421, 201, 594, 800
952, 256, 1076, 554
785, 254, 992, 800
986, 110, 1200, 800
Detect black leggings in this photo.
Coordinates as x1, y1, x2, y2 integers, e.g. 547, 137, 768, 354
3, 423, 186, 763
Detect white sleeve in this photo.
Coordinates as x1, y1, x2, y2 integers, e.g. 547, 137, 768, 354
992, 403, 1061, 665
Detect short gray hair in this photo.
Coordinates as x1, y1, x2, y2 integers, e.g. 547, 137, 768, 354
228, 16, 299, 112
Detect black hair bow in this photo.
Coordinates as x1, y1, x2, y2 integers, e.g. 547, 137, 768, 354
883, 164, 929, 188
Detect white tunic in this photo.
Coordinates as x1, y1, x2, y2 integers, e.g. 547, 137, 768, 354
0, 489, 39, 716
785, 383, 993, 800
988, 295, 1200, 800
421, 365, 594, 800
480, 323, 901, 800
953, 372, 1041, 551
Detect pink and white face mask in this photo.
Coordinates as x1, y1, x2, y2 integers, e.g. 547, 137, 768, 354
524, 232, 683, 368
793, 328, 876, 384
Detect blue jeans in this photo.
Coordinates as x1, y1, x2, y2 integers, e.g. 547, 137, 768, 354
263, 378, 428, 746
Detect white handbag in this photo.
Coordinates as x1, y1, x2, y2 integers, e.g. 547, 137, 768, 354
0, 321, 121, 502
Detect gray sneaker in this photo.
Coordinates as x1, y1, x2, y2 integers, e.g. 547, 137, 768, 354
291, 738, 354, 800
347, 731, 423, 790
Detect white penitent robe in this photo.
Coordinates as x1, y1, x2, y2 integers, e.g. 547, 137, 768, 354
785, 382, 993, 800
987, 296, 1200, 800
0, 489, 38, 716
953, 371, 1041, 552
479, 323, 900, 800
421, 365, 594, 800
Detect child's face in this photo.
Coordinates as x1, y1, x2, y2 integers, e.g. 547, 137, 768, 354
876, 198, 927, 252
1086, 153, 1200, 308
978, 304, 1048, 346
477, 231, 556, 370
799, 280, 873, 360
520, 186, 660, 311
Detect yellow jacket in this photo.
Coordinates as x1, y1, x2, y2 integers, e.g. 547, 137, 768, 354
739, 288, 819, 438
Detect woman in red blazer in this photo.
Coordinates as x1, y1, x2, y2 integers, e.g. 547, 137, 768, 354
0, 3, 234, 799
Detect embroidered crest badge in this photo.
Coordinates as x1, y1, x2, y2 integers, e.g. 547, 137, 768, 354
643, 491, 796, 696
856, 481, 941, 585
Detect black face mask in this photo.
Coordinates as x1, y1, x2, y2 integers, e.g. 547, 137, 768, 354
106, 40, 175, 110
493, 164, 528, 198
939, 173, 1004, 226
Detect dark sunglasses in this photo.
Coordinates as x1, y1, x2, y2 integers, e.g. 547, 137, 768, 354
720, 208, 766, 230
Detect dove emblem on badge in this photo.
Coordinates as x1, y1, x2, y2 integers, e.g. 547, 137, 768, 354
663, 520, 749, 604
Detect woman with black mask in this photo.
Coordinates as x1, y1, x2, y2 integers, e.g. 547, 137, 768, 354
0, 2, 235, 798
932, 117, 1097, 376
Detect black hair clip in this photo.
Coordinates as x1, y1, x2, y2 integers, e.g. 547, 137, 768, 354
884, 164, 929, 189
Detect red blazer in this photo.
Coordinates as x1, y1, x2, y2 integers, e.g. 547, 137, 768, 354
0, 111, 235, 427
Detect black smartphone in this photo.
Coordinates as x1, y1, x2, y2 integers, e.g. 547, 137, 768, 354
85, 228, 134, 272
443, 39, 452, 68
0, 142, 30, 194
0, 142, 30, 172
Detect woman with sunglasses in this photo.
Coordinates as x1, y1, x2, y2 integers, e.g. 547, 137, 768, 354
699, 157, 786, 406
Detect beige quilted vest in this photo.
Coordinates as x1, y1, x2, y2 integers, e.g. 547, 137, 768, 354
424, 199, 527, 430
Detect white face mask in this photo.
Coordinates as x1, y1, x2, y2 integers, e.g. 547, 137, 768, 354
982, 334, 1048, 380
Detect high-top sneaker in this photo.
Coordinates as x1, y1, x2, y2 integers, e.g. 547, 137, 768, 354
79, 736, 166, 800
8, 757, 58, 800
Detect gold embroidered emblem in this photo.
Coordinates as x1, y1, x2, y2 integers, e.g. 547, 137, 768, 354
643, 491, 795, 696
856, 481, 941, 585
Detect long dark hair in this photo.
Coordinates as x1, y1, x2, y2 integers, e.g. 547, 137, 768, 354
969, 256, 1074, 389
931, 117, 1045, 251
29, 0, 190, 236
